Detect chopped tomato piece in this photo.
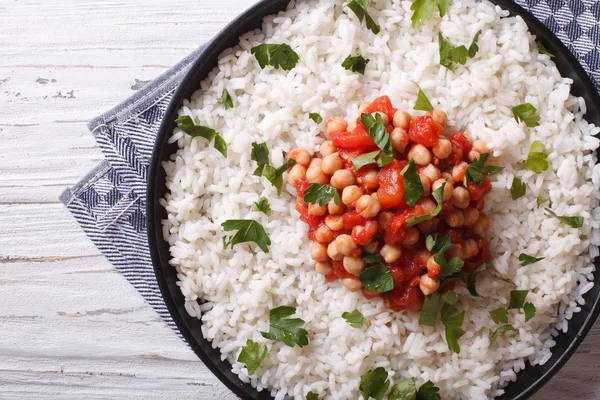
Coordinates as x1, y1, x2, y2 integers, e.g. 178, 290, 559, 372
450, 132, 473, 154
299, 210, 324, 240
337, 149, 364, 169
330, 125, 378, 151
362, 287, 379, 299
342, 212, 366, 230
363, 95, 396, 120
352, 220, 378, 245
295, 177, 310, 199
408, 115, 443, 147
388, 285, 423, 312
467, 177, 492, 201
384, 214, 407, 245
325, 273, 338, 282
377, 160, 406, 209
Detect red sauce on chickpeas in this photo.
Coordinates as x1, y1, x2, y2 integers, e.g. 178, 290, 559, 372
287, 96, 493, 312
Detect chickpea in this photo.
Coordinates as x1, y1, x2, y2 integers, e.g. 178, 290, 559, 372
393, 110, 411, 130
306, 166, 329, 184
342, 277, 362, 292
414, 249, 433, 265
473, 139, 490, 154
295, 196, 306, 209
308, 203, 327, 217
310, 241, 329, 262
419, 174, 431, 197
402, 227, 420, 245
347, 121, 356, 132
371, 111, 389, 125
418, 217, 439, 233
446, 243, 463, 259
320, 140, 337, 157
377, 211, 393, 230
432, 179, 454, 201
462, 239, 479, 260
462, 132, 474, 144
468, 150, 481, 163
452, 186, 470, 209
326, 117, 348, 134
420, 164, 441, 183
327, 241, 344, 261
358, 102, 371, 113
452, 162, 469, 183
315, 261, 333, 276
327, 197, 345, 215
441, 172, 455, 184
358, 169, 379, 190
355, 195, 381, 219
362, 240, 379, 253
463, 208, 480, 226
431, 108, 448, 128
419, 274, 440, 296
325, 215, 344, 231
314, 224, 334, 244
407, 144, 432, 166
472, 213, 490, 237
286, 148, 311, 167
417, 197, 437, 214
433, 138, 452, 159
331, 169, 356, 189
446, 209, 465, 227
342, 185, 364, 205
335, 234, 360, 257
309, 158, 322, 168
287, 164, 307, 186
343, 256, 366, 276
321, 152, 343, 175
380, 244, 402, 263
390, 128, 409, 153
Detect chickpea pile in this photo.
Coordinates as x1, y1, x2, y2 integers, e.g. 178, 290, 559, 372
287, 96, 493, 312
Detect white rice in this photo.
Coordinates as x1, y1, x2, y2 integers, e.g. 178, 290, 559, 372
160, 0, 600, 398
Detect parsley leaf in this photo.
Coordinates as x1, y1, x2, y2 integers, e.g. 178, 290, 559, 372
437, 252, 464, 279
342, 54, 370, 74
222, 219, 271, 253
175, 115, 227, 157
306, 392, 319, 400
260, 306, 309, 347
483, 165, 504, 175
466, 263, 487, 297
309, 112, 323, 124
359, 253, 394, 294
488, 271, 516, 286
252, 197, 271, 216
524, 302, 536, 322
417, 380, 441, 400
518, 253, 544, 267
342, 309, 365, 328
251, 142, 270, 171
419, 292, 440, 327
442, 290, 460, 306
537, 41, 555, 58
536, 198, 548, 208
401, 159, 425, 207
221, 89, 234, 109
468, 30, 483, 58
414, 85, 433, 112
251, 43, 299, 71
508, 289, 529, 310
490, 307, 508, 324
411, 0, 452, 28
545, 208, 584, 228
359, 367, 390, 400
237, 339, 269, 375
512, 103, 540, 127
346, 0, 380, 34
525, 140, 548, 173
352, 150, 381, 170
389, 377, 417, 400
439, 30, 482, 71
425, 233, 451, 254
510, 177, 526, 200
303, 183, 340, 206
251, 142, 296, 194
361, 113, 392, 153
464, 153, 501, 186
441, 302, 465, 353
406, 182, 445, 227
489, 324, 516, 345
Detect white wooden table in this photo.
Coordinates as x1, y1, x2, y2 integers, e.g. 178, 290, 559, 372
0, 1, 598, 398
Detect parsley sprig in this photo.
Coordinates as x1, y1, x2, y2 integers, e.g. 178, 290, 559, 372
389, 377, 441, 400
303, 183, 340, 206
342, 54, 370, 74
405, 182, 445, 227
359, 367, 390, 400
251, 43, 299, 71
414, 85, 433, 112
252, 197, 271, 216
359, 253, 394, 294
512, 103, 540, 127
261, 306, 309, 347
351, 113, 393, 169
439, 30, 482, 71
411, 0, 452, 28
545, 208, 584, 228
525, 140, 548, 173
401, 159, 425, 207
251, 142, 296, 194
346, 0, 380, 34
222, 219, 271, 253
237, 339, 269, 375
175, 115, 227, 157
342, 309, 365, 328
221, 89, 234, 109
465, 153, 503, 186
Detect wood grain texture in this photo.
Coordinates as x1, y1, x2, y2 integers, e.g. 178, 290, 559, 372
0, 0, 598, 398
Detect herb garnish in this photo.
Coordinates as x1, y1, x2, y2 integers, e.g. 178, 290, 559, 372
410, 0, 452, 28
525, 140, 548, 173
351, 113, 394, 169
251, 43, 299, 71
306, 392, 319, 400
342, 54, 370, 74
401, 159, 425, 207
175, 115, 227, 157
489, 324, 516, 345
419, 292, 440, 327
465, 153, 503, 186
417, 380, 441, 400
441, 301, 465, 353
359, 253, 394, 294
436, 252, 464, 280
537, 41, 555, 58
303, 183, 340, 206
237, 339, 269, 375
512, 103, 540, 127
309, 112, 323, 124
222, 219, 271, 253
536, 198, 548, 208
414, 85, 433, 112
346, 0, 380, 34
221, 89, 234, 109
342, 309, 365, 328
518, 253, 544, 267
252, 197, 271, 216
425, 233, 452, 254
260, 306, 309, 347
524, 302, 537, 322
388, 377, 416, 400
251, 142, 296, 194
405, 182, 445, 227
489, 307, 508, 324
507, 289, 529, 310
351, 150, 381, 170
510, 177, 526, 200
466, 263, 488, 297
438, 30, 482, 71
359, 367, 390, 400
545, 208, 584, 228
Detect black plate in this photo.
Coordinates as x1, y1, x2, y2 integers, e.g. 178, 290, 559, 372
147, 1, 600, 399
